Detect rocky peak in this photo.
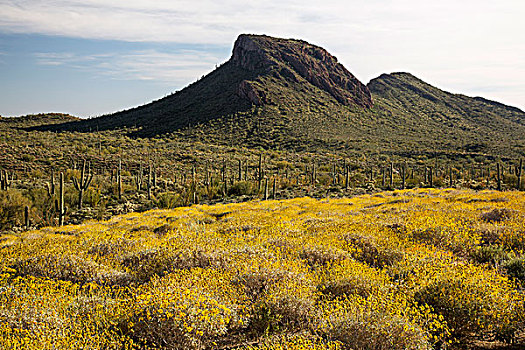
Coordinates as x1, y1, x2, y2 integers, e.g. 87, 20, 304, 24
231, 34, 373, 108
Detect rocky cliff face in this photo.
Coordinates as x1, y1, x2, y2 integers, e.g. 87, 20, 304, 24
231, 34, 373, 108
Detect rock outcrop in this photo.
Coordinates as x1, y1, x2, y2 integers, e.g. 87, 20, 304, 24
237, 80, 269, 106
231, 34, 373, 108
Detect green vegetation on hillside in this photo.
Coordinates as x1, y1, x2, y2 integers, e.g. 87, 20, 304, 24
26, 35, 525, 159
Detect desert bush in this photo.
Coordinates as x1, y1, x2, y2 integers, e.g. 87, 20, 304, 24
234, 268, 291, 301
329, 313, 431, 350
120, 271, 242, 350
228, 181, 256, 196
124, 291, 232, 349
318, 260, 390, 299
480, 208, 516, 223
320, 295, 435, 350
299, 246, 350, 266
155, 192, 182, 209
88, 238, 136, 257
12, 254, 131, 286
84, 187, 101, 207
0, 190, 32, 230
247, 332, 341, 350
343, 233, 403, 268
251, 295, 314, 334
469, 244, 512, 266
503, 258, 525, 284
478, 224, 503, 245
413, 265, 522, 341
121, 248, 228, 282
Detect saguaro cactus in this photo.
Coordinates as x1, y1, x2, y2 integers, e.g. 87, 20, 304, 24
58, 172, 66, 226
147, 162, 152, 200
497, 163, 502, 191
258, 154, 263, 191
24, 205, 29, 230
389, 162, 394, 189
517, 159, 522, 190
118, 159, 123, 200
134, 167, 143, 192
72, 160, 93, 209
47, 170, 55, 197
401, 165, 405, 190
1, 169, 11, 190
238, 159, 242, 182
346, 165, 350, 190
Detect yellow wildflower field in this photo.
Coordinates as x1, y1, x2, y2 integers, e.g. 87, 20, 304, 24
1, 188, 524, 349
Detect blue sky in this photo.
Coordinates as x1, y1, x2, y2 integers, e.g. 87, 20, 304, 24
1, 0, 524, 117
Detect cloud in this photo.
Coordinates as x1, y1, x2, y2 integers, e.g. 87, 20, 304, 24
34, 49, 222, 85
2, 0, 524, 109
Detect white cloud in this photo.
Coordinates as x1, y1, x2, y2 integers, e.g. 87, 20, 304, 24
34, 49, 222, 85
2, 0, 525, 109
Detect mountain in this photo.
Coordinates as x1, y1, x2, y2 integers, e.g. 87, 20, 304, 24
368, 73, 525, 155
42, 34, 372, 138
32, 34, 525, 157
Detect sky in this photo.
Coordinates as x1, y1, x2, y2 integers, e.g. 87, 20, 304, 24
0, 0, 524, 118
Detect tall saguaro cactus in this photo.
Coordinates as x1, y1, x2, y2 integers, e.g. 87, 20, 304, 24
389, 162, 394, 189
1, 169, 11, 190
47, 170, 55, 197
58, 172, 65, 226
496, 163, 502, 191
118, 159, 123, 200
72, 160, 93, 209
401, 165, 405, 190
517, 159, 522, 190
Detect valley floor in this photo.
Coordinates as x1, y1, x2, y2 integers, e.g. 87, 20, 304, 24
1, 188, 524, 349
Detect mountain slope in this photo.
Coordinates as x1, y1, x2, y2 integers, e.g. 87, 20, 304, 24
32, 35, 525, 157
368, 72, 525, 154
42, 34, 372, 139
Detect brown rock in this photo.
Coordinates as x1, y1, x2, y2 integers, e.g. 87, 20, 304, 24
237, 80, 269, 106
231, 34, 373, 108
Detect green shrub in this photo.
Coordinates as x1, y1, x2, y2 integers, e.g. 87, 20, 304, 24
228, 181, 256, 196
0, 190, 32, 230
503, 258, 525, 284
327, 310, 431, 350
469, 245, 512, 266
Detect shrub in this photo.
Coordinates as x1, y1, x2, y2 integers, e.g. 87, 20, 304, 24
228, 181, 256, 196
469, 245, 512, 266
123, 288, 233, 349
12, 254, 131, 286
121, 248, 228, 282
234, 268, 290, 301
0, 190, 32, 230
251, 295, 314, 334
413, 266, 522, 341
299, 246, 350, 267
323, 301, 432, 350
480, 208, 516, 223
155, 192, 182, 209
318, 260, 390, 299
503, 258, 525, 284
343, 233, 403, 268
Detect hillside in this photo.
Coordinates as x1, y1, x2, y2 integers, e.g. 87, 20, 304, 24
29, 34, 525, 156
368, 73, 525, 155
38, 34, 371, 139
1, 189, 524, 349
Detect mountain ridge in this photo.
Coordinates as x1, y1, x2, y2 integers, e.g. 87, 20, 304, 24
28, 34, 525, 157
